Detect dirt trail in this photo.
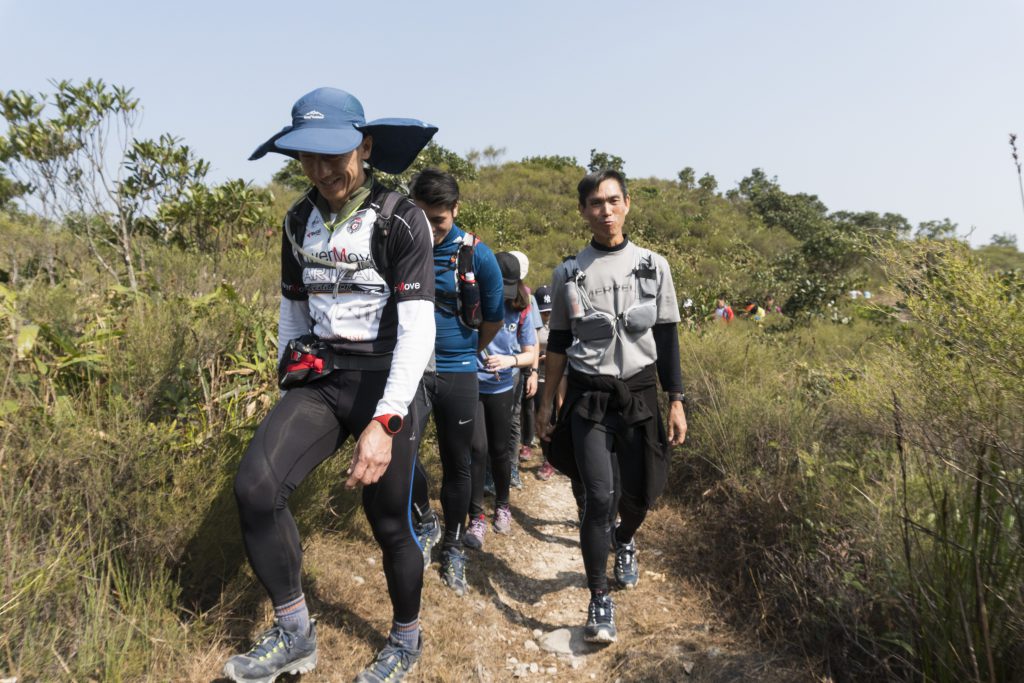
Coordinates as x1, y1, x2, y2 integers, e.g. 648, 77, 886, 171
204, 454, 815, 682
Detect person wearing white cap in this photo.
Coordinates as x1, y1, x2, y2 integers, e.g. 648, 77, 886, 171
225, 87, 437, 683
501, 251, 543, 486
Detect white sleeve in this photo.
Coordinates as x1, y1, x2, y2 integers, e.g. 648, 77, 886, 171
374, 298, 435, 418
278, 298, 312, 363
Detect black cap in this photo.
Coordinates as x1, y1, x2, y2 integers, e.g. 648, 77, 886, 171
534, 284, 552, 312
495, 252, 521, 299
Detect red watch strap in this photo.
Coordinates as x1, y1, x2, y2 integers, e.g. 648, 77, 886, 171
372, 414, 402, 434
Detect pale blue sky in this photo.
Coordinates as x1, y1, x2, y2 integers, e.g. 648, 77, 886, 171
3, 0, 1022, 245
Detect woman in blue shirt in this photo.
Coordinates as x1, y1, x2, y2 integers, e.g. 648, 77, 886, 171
464, 252, 537, 549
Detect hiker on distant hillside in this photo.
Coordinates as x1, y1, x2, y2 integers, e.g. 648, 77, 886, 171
406, 168, 504, 597
741, 300, 766, 323
225, 87, 436, 683
465, 252, 537, 550
763, 294, 782, 315
714, 294, 734, 323
536, 169, 687, 644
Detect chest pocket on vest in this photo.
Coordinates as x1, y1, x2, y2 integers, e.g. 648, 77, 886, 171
621, 254, 658, 334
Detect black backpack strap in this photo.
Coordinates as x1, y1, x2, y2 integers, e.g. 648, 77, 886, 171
370, 191, 404, 274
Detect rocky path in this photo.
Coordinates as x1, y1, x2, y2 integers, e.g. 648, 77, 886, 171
203, 453, 815, 682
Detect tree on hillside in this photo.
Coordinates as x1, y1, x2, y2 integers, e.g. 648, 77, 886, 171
588, 148, 625, 174
914, 218, 958, 241
0, 79, 266, 288
521, 155, 580, 171
989, 232, 1017, 249
733, 168, 889, 316
677, 167, 696, 189
0, 168, 28, 211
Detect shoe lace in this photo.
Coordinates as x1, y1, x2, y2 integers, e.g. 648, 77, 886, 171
444, 552, 466, 580
616, 542, 636, 571
245, 625, 294, 659
589, 596, 614, 624
469, 515, 486, 535
366, 638, 416, 679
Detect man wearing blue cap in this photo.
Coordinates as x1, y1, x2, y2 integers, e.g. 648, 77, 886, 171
224, 88, 437, 683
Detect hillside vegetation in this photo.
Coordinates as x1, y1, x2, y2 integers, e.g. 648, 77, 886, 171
2, 81, 1023, 682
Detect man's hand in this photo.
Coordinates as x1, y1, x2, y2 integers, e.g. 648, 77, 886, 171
667, 401, 687, 447
346, 419, 394, 488
525, 373, 538, 398
536, 404, 553, 443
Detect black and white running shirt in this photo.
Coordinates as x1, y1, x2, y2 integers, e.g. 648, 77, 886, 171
280, 183, 434, 356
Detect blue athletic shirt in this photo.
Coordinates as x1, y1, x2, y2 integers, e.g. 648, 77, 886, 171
433, 224, 504, 373
478, 302, 538, 394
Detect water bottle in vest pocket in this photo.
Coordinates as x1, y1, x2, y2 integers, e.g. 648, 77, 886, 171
457, 235, 483, 329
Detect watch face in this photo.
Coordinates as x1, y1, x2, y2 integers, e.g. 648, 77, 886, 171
386, 415, 402, 433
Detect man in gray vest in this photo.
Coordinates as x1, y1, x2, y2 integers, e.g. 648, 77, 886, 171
536, 168, 687, 644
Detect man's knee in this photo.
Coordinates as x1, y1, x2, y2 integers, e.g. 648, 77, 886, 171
233, 453, 284, 516
582, 488, 614, 520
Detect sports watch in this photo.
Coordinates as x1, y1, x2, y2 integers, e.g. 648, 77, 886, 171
372, 413, 403, 435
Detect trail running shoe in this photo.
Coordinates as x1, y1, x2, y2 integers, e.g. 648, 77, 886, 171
440, 547, 468, 596
584, 594, 617, 643
222, 621, 317, 683
614, 536, 639, 589
493, 505, 513, 534
353, 633, 422, 683
414, 514, 441, 568
464, 514, 486, 550
510, 467, 524, 489
519, 444, 533, 461
537, 460, 555, 481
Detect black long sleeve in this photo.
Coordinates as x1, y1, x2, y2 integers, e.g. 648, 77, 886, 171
652, 322, 683, 394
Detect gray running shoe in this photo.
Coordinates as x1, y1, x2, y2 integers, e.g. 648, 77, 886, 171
614, 536, 639, 589
414, 514, 441, 568
583, 594, 617, 643
440, 547, 468, 596
464, 514, 486, 550
223, 621, 317, 683
353, 633, 422, 683
493, 505, 513, 534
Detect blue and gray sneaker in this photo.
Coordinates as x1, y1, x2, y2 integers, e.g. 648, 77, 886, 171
414, 514, 441, 568
614, 537, 639, 589
222, 621, 317, 683
440, 547, 468, 596
583, 594, 617, 643
510, 465, 523, 489
353, 633, 422, 682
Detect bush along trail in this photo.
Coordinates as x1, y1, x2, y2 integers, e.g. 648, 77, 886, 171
198, 449, 815, 683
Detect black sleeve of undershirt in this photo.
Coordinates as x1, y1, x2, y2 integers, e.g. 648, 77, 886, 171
280, 213, 308, 301
653, 322, 684, 394
548, 329, 573, 355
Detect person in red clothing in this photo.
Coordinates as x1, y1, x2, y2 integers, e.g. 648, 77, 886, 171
714, 294, 734, 323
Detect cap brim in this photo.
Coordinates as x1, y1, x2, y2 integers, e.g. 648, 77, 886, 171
503, 282, 518, 299
249, 125, 364, 161
250, 118, 438, 173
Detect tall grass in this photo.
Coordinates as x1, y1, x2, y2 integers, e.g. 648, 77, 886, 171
676, 242, 1024, 681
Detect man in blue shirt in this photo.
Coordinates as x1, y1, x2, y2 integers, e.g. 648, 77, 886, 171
408, 169, 503, 595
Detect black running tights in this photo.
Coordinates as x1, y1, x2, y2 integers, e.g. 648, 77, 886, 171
233, 369, 424, 623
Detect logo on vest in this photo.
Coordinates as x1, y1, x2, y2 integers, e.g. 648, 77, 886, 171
347, 216, 363, 234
